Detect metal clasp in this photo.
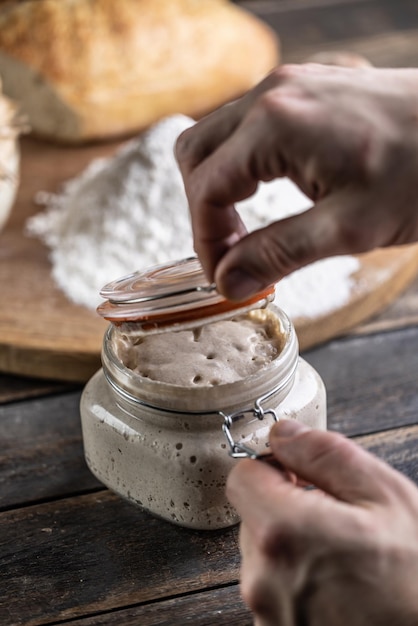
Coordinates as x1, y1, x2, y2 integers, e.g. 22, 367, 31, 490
220, 395, 279, 459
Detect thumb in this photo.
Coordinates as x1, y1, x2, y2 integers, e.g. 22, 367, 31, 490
214, 189, 370, 301
269, 419, 404, 505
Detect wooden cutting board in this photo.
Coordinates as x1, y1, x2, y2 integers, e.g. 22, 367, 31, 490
1, 136, 418, 383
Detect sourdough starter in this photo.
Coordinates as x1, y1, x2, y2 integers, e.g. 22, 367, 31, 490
115, 310, 285, 386
80, 306, 327, 529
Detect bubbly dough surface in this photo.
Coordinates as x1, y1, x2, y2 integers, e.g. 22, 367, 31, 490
115, 310, 285, 387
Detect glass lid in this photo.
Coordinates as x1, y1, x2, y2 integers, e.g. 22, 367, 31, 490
97, 257, 275, 329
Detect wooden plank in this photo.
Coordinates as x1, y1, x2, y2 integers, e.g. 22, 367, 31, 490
0, 490, 241, 626
62, 585, 250, 626
0, 390, 101, 511
0, 373, 77, 404
356, 425, 418, 481
303, 326, 418, 437
1, 424, 417, 626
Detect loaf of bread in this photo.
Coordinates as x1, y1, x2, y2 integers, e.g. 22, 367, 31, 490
0, 0, 279, 143
0, 80, 24, 229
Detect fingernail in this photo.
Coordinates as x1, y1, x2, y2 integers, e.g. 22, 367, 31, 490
272, 419, 311, 439
222, 269, 263, 300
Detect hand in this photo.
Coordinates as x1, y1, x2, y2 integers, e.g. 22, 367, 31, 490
226, 419, 418, 626
176, 64, 418, 300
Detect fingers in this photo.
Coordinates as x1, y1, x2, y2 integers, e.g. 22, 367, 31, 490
230, 420, 418, 626
176, 64, 376, 287
175, 94, 254, 280
176, 63, 418, 295
213, 188, 372, 300
227, 455, 350, 546
239, 523, 297, 626
175, 66, 322, 281
175, 100, 243, 177
227, 420, 417, 544
269, 420, 407, 505
213, 196, 339, 299
178, 88, 318, 280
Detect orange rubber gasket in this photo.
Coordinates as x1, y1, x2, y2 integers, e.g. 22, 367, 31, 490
101, 285, 275, 327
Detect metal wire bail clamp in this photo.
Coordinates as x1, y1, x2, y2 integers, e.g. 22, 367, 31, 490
220, 391, 279, 459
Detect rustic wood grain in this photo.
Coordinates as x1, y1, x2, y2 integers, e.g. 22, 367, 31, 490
0, 389, 100, 511
0, 490, 241, 625
356, 425, 418, 481
304, 326, 418, 437
0, 373, 76, 404
1, 424, 418, 626
61, 585, 250, 626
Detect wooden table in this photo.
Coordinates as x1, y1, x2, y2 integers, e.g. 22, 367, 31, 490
2, 1, 418, 624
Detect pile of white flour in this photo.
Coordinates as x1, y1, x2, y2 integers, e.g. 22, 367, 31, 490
26, 114, 360, 320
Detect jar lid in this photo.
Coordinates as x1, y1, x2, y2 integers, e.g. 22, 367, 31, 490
97, 256, 275, 331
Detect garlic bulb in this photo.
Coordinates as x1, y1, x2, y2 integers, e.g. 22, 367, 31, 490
0, 81, 26, 231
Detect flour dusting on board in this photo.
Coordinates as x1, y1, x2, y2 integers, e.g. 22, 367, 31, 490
26, 114, 360, 319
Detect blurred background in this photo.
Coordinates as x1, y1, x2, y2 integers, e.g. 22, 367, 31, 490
0, 0, 417, 382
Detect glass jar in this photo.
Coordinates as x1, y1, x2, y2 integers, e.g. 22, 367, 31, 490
80, 258, 326, 530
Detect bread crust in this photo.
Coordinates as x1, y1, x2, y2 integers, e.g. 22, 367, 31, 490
0, 0, 279, 142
